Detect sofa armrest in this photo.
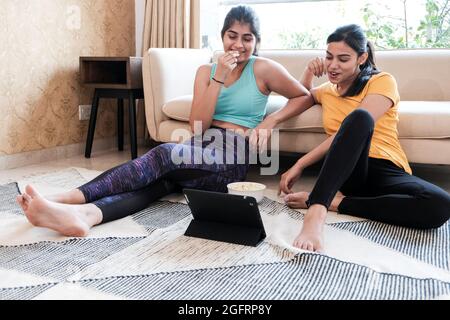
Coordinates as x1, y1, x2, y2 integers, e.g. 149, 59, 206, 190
143, 48, 212, 141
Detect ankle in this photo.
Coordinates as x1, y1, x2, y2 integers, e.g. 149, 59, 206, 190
307, 204, 327, 216
330, 194, 345, 212
304, 204, 326, 224
80, 204, 103, 227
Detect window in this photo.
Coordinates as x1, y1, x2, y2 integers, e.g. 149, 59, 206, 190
200, 0, 450, 50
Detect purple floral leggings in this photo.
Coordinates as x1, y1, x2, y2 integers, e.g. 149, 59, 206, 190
78, 128, 250, 223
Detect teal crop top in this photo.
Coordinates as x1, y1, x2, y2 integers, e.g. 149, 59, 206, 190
210, 56, 269, 129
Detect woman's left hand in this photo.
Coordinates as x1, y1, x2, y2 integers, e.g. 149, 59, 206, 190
248, 117, 278, 153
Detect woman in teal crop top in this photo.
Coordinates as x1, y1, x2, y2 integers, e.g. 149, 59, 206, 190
16, 6, 314, 237
209, 56, 268, 129
190, 7, 313, 151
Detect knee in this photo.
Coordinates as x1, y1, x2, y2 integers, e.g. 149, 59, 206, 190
149, 143, 176, 158
421, 192, 450, 229
342, 109, 375, 132
141, 143, 179, 168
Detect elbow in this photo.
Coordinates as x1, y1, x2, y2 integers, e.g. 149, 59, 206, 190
299, 83, 312, 97
297, 92, 315, 108
291, 88, 311, 99
304, 89, 313, 100
292, 92, 315, 107
294, 89, 313, 103
189, 118, 209, 134
306, 93, 315, 106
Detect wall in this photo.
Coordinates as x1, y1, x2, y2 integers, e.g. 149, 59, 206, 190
0, 0, 136, 156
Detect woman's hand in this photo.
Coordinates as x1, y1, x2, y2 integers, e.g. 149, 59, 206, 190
300, 57, 326, 90
248, 116, 278, 153
306, 57, 326, 78
278, 163, 304, 196
214, 51, 240, 82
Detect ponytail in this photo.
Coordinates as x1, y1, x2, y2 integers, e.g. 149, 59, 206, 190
344, 41, 380, 97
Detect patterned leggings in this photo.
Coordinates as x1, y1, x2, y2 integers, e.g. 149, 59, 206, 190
78, 128, 250, 223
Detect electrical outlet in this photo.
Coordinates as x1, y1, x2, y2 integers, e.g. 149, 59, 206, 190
79, 105, 92, 121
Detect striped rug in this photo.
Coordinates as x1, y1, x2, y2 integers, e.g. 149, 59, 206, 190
0, 168, 449, 300
332, 221, 450, 271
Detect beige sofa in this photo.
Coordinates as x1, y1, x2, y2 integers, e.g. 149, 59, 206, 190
143, 48, 450, 165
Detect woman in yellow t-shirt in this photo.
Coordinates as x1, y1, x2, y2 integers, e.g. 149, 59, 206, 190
279, 24, 450, 252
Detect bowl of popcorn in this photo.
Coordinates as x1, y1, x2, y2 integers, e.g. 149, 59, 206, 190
227, 182, 266, 203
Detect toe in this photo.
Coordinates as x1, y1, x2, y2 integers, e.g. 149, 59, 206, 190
16, 195, 23, 204
25, 185, 41, 199
23, 193, 32, 203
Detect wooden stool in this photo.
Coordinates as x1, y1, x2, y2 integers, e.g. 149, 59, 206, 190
80, 57, 143, 159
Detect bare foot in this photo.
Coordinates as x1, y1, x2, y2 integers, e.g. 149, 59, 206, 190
285, 191, 345, 212
293, 204, 327, 252
23, 185, 101, 237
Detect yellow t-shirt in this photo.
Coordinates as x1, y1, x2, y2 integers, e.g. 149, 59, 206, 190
314, 72, 412, 174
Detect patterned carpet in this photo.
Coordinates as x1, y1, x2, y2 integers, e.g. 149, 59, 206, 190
1, 168, 449, 300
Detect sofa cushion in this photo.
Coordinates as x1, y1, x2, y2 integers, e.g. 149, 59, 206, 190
162, 95, 193, 122
162, 95, 325, 133
397, 101, 450, 138
270, 96, 324, 133
162, 95, 450, 139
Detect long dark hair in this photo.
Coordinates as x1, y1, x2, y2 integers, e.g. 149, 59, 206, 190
327, 24, 380, 97
221, 6, 261, 56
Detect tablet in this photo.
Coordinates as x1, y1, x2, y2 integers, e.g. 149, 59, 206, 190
183, 189, 266, 247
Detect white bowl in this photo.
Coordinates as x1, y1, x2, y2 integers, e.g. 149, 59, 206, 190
227, 182, 266, 203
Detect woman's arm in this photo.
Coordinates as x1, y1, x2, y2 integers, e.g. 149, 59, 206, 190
300, 57, 326, 91
359, 94, 394, 121
279, 133, 336, 195
189, 65, 222, 133
250, 58, 314, 151
189, 52, 240, 133
260, 59, 314, 126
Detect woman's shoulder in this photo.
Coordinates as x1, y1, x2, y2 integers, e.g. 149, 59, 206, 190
366, 71, 400, 102
196, 63, 214, 75
369, 71, 397, 84
253, 56, 289, 79
198, 63, 214, 71
194, 64, 215, 83
253, 56, 282, 70
367, 72, 399, 92
314, 81, 334, 93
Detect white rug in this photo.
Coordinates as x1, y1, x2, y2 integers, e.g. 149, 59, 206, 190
0, 168, 449, 300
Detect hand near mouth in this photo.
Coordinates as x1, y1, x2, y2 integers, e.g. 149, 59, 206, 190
215, 51, 241, 81
307, 57, 326, 77
228, 50, 240, 57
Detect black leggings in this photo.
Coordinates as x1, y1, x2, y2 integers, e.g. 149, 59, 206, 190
307, 109, 450, 229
